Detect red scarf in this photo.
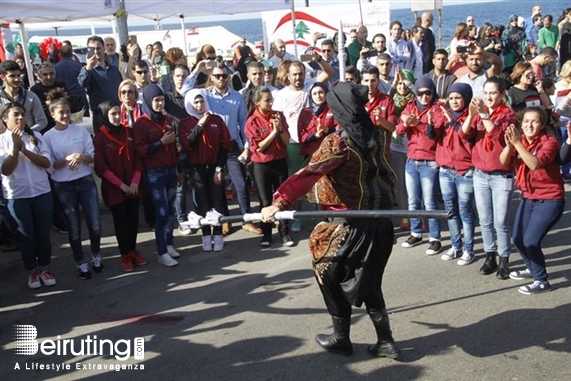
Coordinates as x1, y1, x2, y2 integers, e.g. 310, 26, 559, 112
197, 114, 212, 149
445, 109, 468, 149
100, 125, 131, 161
142, 114, 172, 154
365, 91, 384, 114
411, 103, 433, 138
482, 103, 509, 152
515, 133, 542, 190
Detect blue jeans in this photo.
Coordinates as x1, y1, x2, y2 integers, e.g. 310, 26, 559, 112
53, 175, 101, 263
146, 166, 177, 255
175, 159, 190, 223
0, 192, 19, 243
439, 167, 475, 253
404, 159, 441, 240
226, 141, 251, 215
7, 192, 53, 273
512, 198, 564, 283
473, 169, 514, 257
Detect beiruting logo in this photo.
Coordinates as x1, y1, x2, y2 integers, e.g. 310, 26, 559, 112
13, 325, 144, 361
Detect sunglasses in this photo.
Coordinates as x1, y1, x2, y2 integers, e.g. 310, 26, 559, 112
417, 90, 433, 97
206, 56, 216, 60
321, 49, 332, 53
136, 70, 148, 75
525, 73, 535, 79
212, 74, 229, 79
121, 89, 134, 94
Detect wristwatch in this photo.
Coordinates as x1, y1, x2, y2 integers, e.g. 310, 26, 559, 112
215, 166, 222, 173
480, 113, 491, 120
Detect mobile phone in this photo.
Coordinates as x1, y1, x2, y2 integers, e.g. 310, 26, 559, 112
457, 46, 470, 54
86, 47, 95, 59
319, 33, 327, 39
205, 60, 217, 69
367, 50, 379, 57
300, 54, 313, 62
129, 35, 137, 45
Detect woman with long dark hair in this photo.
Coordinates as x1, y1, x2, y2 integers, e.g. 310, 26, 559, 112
0, 102, 54, 289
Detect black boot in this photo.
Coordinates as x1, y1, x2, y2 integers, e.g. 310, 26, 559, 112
479, 252, 498, 275
315, 316, 353, 356
496, 256, 510, 280
367, 308, 400, 359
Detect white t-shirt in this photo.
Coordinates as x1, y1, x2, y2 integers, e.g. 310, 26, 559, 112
272, 84, 311, 143
43, 124, 94, 182
0, 130, 51, 199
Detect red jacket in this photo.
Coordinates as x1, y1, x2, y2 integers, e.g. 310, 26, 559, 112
298, 106, 338, 157
245, 109, 288, 163
178, 114, 231, 166
94, 125, 142, 207
134, 114, 177, 170
515, 133, 564, 200
395, 100, 443, 161
366, 90, 397, 159
465, 104, 516, 173
432, 109, 473, 174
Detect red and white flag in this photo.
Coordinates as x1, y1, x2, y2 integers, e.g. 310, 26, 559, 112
163, 30, 171, 41
188, 26, 199, 35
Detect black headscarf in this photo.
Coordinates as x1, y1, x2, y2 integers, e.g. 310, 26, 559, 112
141, 83, 165, 123
326, 81, 379, 152
309, 82, 329, 116
414, 77, 439, 112
98, 100, 122, 133
446, 83, 473, 119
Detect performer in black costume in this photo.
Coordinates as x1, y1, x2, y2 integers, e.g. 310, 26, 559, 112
261, 81, 399, 358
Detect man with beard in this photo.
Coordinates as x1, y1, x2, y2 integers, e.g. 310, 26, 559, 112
424, 49, 457, 99
269, 39, 297, 68
348, 25, 372, 67
239, 61, 276, 99
375, 53, 395, 95
104, 37, 122, 70
308, 39, 340, 85
457, 42, 503, 99
272, 56, 333, 232
78, 35, 123, 134
30, 62, 73, 133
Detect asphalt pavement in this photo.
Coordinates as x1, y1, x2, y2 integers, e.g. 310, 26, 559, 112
1, 184, 570, 381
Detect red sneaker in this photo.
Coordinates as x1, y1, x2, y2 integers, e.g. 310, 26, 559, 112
121, 254, 134, 272
130, 250, 148, 266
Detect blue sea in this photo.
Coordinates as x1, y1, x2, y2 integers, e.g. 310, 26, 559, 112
28, 0, 570, 47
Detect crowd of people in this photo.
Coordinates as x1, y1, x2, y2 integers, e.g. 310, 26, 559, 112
1, 3, 570, 359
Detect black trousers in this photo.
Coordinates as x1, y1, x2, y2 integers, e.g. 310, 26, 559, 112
109, 198, 140, 255
317, 217, 394, 318
190, 164, 226, 236
252, 159, 288, 233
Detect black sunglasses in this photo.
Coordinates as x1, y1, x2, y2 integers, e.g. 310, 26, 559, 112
136, 70, 148, 74
417, 90, 433, 97
212, 73, 229, 79
121, 89, 134, 94
321, 49, 332, 53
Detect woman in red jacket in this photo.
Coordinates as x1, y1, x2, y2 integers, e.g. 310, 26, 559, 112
245, 86, 292, 247
94, 100, 147, 272
179, 89, 231, 252
298, 82, 338, 158
134, 84, 180, 267
431, 83, 476, 266
500, 107, 565, 295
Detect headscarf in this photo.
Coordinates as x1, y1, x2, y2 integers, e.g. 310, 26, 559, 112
309, 82, 328, 116
141, 83, 165, 123
414, 77, 439, 112
446, 83, 473, 119
98, 100, 122, 133
327, 81, 378, 152
184, 88, 209, 119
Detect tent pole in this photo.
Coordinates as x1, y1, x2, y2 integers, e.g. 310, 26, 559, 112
16, 21, 34, 87
291, 0, 298, 57
338, 20, 345, 81
180, 15, 188, 57
116, 0, 129, 46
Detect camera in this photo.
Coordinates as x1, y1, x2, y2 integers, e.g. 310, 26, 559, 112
457, 46, 471, 54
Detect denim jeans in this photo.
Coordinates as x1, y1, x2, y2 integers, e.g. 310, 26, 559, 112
175, 158, 190, 223
404, 159, 441, 240
439, 167, 475, 253
473, 169, 514, 257
0, 192, 19, 243
145, 165, 177, 255
512, 198, 564, 283
226, 141, 251, 215
7, 192, 53, 272
52, 175, 101, 263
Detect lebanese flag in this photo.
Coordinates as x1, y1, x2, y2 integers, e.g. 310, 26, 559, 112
188, 26, 199, 35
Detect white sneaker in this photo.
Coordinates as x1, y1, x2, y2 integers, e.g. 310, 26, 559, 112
28, 271, 41, 289
158, 253, 178, 267
202, 236, 213, 252
178, 224, 192, 235
166, 245, 180, 258
441, 247, 461, 261
457, 250, 475, 266
213, 235, 224, 252
39, 271, 57, 286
